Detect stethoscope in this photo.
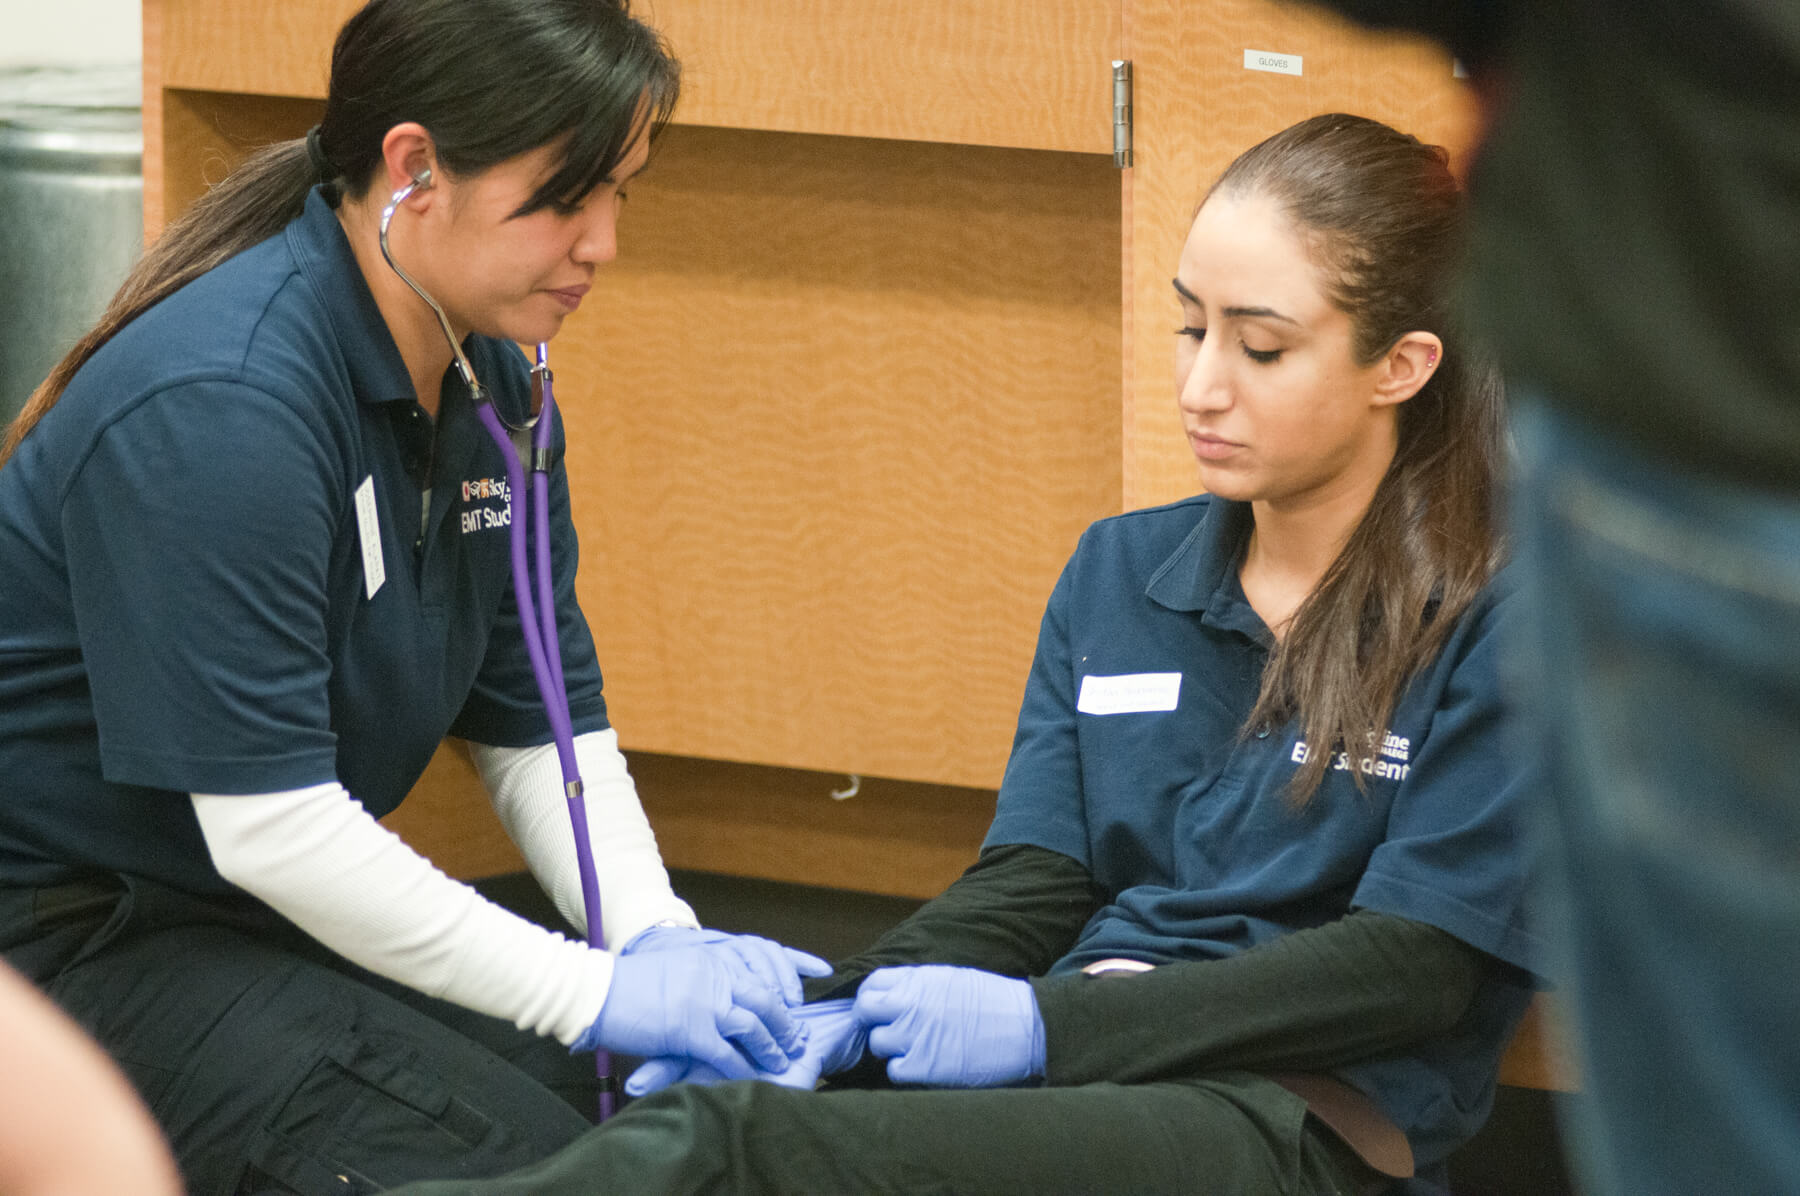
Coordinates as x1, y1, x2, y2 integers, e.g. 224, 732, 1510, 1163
380, 169, 617, 1118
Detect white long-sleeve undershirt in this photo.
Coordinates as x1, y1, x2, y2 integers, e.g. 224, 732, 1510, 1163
471, 728, 697, 951
191, 782, 611, 1045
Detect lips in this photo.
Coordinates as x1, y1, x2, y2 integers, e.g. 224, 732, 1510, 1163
1189, 431, 1243, 462
547, 284, 590, 311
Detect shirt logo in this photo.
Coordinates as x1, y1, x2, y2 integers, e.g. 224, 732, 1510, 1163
1290, 730, 1412, 782
458, 476, 513, 534
461, 477, 510, 502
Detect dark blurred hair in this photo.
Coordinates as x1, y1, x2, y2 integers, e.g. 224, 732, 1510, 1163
2, 0, 678, 464
1207, 113, 1504, 801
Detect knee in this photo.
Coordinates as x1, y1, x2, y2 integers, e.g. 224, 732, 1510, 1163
578, 1082, 760, 1190
592, 1081, 808, 1190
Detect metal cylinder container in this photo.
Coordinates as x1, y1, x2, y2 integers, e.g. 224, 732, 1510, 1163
0, 65, 143, 428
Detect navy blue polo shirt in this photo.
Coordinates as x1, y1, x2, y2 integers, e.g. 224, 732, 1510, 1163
987, 495, 1543, 1171
0, 189, 607, 891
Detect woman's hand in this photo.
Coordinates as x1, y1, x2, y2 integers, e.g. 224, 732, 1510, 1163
624, 997, 868, 1098
573, 946, 809, 1079
854, 965, 1045, 1088
621, 926, 830, 1007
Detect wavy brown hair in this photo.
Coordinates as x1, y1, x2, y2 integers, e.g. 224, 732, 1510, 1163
1208, 113, 1504, 801
0, 0, 678, 467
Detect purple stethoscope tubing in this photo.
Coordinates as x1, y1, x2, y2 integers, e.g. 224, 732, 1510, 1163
475, 364, 616, 1122
380, 177, 616, 1120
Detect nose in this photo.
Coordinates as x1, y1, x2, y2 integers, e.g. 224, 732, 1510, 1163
572, 197, 620, 266
1176, 335, 1230, 416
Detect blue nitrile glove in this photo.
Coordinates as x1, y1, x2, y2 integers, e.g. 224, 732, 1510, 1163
853, 965, 1046, 1088
622, 925, 831, 1007
624, 997, 868, 1098
571, 946, 802, 1080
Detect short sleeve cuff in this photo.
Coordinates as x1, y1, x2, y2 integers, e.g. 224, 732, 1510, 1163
1354, 867, 1548, 978
449, 696, 610, 749
983, 807, 1089, 865
102, 743, 341, 797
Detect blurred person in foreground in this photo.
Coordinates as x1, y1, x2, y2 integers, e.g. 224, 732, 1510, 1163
0, 958, 182, 1195
1299, 3, 1800, 1193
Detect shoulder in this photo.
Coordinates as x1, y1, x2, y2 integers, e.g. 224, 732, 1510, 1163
116, 233, 310, 377
59, 237, 353, 464
1437, 563, 1519, 668
1399, 562, 1520, 727
78, 238, 335, 409
1084, 493, 1215, 538
1070, 494, 1215, 569
1048, 494, 1227, 610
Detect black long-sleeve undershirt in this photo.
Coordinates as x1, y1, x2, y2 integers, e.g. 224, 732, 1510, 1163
807, 842, 1492, 1086
803, 842, 1102, 1002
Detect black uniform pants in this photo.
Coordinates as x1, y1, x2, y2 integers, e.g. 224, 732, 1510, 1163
0, 876, 595, 1196
389, 1070, 1379, 1196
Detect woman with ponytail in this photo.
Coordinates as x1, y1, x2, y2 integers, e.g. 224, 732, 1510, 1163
0, 2, 825, 1191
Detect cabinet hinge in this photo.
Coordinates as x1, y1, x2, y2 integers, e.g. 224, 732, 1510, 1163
1112, 60, 1134, 169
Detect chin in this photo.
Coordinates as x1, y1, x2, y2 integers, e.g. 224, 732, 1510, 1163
1194, 466, 1258, 503
483, 320, 562, 348
475, 304, 568, 346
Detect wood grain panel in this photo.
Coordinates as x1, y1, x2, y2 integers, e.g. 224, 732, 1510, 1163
380, 742, 989, 895
160, 0, 351, 97
142, 0, 166, 236
626, 752, 992, 897
563, 125, 1121, 787
1121, 0, 1477, 510
157, 0, 1120, 153
153, 91, 320, 238
642, 0, 1120, 152
379, 742, 528, 878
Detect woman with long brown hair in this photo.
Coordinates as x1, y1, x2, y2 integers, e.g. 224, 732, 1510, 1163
0, 2, 825, 1191
396, 112, 1543, 1196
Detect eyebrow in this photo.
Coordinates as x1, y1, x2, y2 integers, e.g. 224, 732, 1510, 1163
1224, 305, 1300, 326
1170, 278, 1300, 327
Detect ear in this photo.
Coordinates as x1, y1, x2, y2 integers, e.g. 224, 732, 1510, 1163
1370, 331, 1443, 408
377, 122, 439, 207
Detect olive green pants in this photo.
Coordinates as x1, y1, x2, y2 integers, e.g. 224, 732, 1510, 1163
390, 1070, 1376, 1196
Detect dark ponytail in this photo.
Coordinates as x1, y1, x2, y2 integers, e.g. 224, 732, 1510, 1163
1, 0, 678, 467
1207, 113, 1504, 802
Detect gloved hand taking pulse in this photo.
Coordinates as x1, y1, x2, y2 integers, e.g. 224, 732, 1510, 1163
853, 965, 1045, 1088
624, 997, 868, 1097
572, 945, 809, 1080
622, 925, 830, 1008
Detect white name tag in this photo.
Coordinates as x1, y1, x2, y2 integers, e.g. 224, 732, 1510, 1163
1244, 49, 1303, 76
354, 475, 386, 600
1077, 672, 1182, 716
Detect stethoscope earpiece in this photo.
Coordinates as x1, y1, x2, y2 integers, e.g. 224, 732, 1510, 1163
378, 165, 495, 400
